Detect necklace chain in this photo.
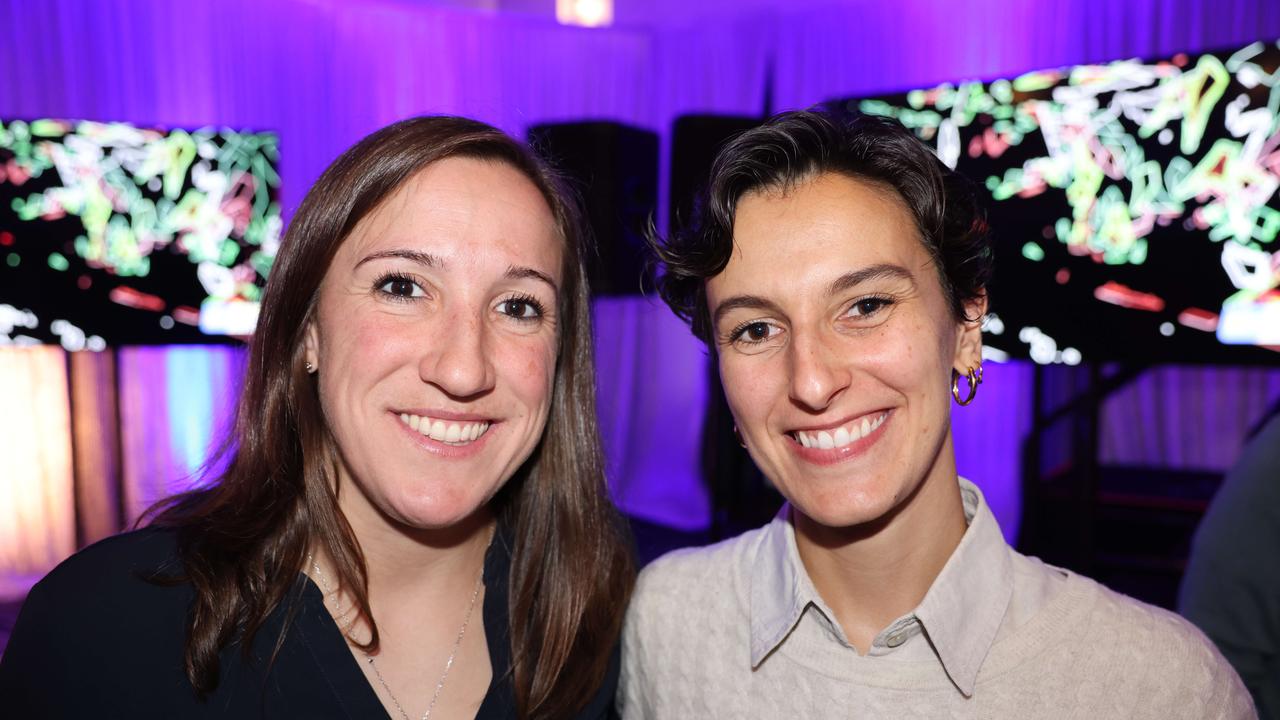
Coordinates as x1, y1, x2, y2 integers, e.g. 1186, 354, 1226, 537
307, 552, 484, 720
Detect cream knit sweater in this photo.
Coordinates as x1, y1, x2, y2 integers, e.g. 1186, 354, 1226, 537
619, 487, 1255, 719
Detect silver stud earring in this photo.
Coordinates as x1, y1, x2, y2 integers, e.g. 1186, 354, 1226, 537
304, 362, 315, 374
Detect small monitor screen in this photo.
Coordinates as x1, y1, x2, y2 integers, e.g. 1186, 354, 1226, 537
838, 39, 1280, 365
0, 119, 281, 348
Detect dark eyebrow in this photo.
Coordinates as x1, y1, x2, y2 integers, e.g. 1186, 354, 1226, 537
354, 249, 442, 270
827, 263, 916, 296
505, 265, 559, 294
712, 295, 786, 329
712, 263, 916, 328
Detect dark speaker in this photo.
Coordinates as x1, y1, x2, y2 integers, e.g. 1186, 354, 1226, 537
668, 115, 760, 233
669, 114, 777, 541
527, 122, 658, 296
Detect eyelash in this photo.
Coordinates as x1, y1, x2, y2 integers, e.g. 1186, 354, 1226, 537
374, 272, 425, 301
724, 294, 896, 346
846, 294, 895, 318
497, 292, 548, 321
727, 320, 776, 346
373, 275, 547, 321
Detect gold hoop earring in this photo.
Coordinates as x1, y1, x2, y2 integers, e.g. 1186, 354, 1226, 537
952, 366, 980, 406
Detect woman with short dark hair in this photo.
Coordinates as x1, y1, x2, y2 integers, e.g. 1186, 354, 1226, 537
0, 116, 634, 719
620, 109, 1252, 719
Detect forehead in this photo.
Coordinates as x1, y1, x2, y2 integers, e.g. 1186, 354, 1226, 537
339, 155, 562, 272
714, 172, 929, 295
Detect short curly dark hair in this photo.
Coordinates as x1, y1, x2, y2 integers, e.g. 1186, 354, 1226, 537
652, 109, 993, 343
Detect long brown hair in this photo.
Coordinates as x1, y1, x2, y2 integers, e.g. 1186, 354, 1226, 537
145, 116, 634, 718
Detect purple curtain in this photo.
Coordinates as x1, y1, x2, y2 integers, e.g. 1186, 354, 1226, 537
3, 0, 1279, 590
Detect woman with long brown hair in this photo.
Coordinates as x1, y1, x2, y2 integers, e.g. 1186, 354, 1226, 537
0, 116, 634, 719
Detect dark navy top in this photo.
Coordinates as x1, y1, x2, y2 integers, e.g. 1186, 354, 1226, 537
0, 526, 618, 718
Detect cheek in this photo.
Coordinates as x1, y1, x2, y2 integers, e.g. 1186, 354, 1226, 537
321, 312, 413, 380
497, 339, 557, 413
848, 324, 952, 433
864, 314, 953, 381
718, 355, 774, 425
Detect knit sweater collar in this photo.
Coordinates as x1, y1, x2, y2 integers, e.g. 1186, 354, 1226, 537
748, 477, 1014, 697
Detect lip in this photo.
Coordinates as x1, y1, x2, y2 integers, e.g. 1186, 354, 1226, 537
392, 410, 497, 459
786, 409, 892, 466
393, 408, 494, 423
787, 408, 889, 435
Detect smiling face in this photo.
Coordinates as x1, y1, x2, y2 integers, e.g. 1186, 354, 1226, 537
708, 171, 984, 530
304, 156, 563, 533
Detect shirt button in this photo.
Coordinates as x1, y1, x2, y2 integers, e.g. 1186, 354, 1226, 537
885, 632, 907, 648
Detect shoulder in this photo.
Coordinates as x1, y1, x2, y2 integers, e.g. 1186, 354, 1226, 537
1081, 574, 1214, 648
10, 526, 188, 633
619, 528, 764, 716
629, 525, 764, 618
1070, 574, 1254, 717
0, 528, 191, 713
30, 527, 182, 598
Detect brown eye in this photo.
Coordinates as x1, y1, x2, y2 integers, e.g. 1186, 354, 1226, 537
375, 275, 425, 299
497, 296, 546, 321
847, 297, 892, 318
729, 320, 781, 346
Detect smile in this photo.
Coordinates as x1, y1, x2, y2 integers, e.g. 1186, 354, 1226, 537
792, 411, 888, 450
398, 413, 492, 446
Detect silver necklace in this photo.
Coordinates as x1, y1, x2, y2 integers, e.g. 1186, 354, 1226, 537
306, 552, 484, 720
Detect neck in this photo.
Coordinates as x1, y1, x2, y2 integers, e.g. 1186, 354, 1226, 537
792, 453, 967, 655
312, 478, 496, 624
354, 507, 495, 595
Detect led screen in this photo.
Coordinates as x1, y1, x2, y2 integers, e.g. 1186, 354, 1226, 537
839, 39, 1280, 365
0, 119, 281, 348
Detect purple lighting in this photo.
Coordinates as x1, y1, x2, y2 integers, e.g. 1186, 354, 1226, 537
1, 0, 1279, 596
594, 297, 711, 531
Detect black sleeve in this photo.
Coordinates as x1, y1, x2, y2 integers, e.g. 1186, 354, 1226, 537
0, 530, 190, 718
0, 574, 71, 715
1179, 413, 1280, 719
575, 639, 622, 720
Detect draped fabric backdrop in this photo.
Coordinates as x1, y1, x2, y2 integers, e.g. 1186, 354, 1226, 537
2, 0, 1279, 594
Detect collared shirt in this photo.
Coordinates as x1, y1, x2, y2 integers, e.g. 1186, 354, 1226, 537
749, 479, 1024, 696
618, 478, 1254, 719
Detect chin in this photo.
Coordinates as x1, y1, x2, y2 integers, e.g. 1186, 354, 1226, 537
784, 475, 905, 531
794, 500, 893, 531
383, 484, 496, 531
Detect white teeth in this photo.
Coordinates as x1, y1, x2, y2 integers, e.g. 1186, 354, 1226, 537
398, 414, 491, 446
834, 427, 850, 447
795, 412, 888, 450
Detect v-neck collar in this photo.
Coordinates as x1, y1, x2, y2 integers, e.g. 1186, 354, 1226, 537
291, 528, 517, 719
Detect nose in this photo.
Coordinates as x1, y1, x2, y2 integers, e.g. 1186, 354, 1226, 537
787, 328, 850, 412
420, 307, 496, 399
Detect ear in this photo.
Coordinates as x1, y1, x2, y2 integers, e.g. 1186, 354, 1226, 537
304, 317, 320, 372
952, 292, 988, 373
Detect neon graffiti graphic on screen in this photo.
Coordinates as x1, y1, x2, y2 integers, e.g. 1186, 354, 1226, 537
842, 39, 1280, 364
0, 119, 281, 348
